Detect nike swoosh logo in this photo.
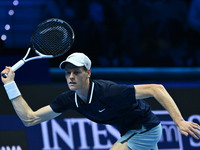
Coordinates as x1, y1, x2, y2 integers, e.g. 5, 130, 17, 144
98, 108, 106, 112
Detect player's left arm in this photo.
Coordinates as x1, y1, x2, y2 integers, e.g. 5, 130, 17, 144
134, 84, 200, 139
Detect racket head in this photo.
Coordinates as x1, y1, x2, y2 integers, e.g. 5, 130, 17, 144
31, 18, 75, 57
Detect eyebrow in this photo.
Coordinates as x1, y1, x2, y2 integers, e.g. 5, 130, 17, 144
65, 67, 82, 71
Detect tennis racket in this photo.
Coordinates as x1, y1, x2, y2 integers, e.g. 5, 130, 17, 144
2, 18, 75, 78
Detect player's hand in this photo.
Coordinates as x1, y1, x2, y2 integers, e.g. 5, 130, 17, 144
1, 66, 15, 84
177, 120, 200, 140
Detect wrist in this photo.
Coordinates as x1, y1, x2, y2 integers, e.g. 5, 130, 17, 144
174, 118, 184, 126
4, 81, 21, 100
3, 79, 14, 85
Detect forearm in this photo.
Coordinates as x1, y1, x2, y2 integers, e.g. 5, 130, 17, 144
153, 85, 184, 125
135, 84, 200, 139
11, 96, 38, 126
1, 68, 59, 126
1, 70, 39, 126
11, 96, 60, 126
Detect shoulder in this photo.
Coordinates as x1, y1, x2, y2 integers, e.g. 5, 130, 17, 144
93, 79, 135, 96
92, 79, 118, 91
93, 79, 117, 85
56, 90, 75, 101
51, 90, 75, 106
50, 90, 75, 113
59, 90, 74, 97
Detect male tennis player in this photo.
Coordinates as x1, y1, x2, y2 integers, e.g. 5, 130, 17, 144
1, 52, 200, 150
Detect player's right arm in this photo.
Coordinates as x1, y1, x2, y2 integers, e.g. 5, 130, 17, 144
11, 96, 61, 126
1, 66, 61, 127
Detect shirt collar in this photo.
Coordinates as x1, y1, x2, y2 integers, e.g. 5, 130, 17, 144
75, 81, 95, 108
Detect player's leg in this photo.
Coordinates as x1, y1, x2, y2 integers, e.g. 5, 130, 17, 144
110, 142, 130, 150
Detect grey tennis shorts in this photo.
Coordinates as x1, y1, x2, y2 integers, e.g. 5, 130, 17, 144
117, 123, 162, 150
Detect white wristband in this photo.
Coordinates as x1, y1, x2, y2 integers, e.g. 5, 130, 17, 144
4, 81, 21, 100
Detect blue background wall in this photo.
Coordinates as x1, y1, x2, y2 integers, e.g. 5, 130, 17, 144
1, 0, 200, 149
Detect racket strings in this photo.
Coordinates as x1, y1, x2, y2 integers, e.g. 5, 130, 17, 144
31, 20, 74, 57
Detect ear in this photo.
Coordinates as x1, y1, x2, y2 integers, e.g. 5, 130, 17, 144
87, 69, 91, 78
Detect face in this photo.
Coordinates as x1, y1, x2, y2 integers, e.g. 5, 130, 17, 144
65, 65, 90, 91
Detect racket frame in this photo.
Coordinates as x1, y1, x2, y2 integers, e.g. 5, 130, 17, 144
11, 47, 53, 72
2, 18, 74, 78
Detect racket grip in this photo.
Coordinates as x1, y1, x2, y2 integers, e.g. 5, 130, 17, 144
1, 60, 25, 78
11, 60, 25, 72
2, 74, 8, 78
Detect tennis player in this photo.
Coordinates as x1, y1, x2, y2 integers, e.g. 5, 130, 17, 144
1, 52, 200, 150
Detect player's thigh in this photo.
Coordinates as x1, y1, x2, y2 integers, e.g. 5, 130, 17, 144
110, 142, 130, 150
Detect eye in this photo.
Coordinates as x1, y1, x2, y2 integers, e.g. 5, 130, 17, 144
74, 71, 81, 75
65, 71, 71, 76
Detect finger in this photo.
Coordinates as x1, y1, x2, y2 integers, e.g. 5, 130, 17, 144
180, 130, 188, 137
191, 127, 200, 137
188, 128, 200, 140
5, 66, 10, 70
192, 122, 200, 127
1, 69, 8, 75
3, 66, 10, 72
5, 66, 11, 71
191, 122, 200, 131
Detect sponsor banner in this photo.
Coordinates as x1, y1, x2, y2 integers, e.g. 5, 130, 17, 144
0, 113, 200, 150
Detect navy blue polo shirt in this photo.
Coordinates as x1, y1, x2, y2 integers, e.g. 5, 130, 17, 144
50, 79, 160, 136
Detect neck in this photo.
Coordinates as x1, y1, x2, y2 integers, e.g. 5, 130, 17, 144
76, 79, 90, 103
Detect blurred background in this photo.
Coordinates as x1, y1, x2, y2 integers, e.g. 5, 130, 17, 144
1, 0, 200, 68
0, 0, 200, 149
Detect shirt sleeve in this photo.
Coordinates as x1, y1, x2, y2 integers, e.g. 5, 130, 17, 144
50, 91, 74, 113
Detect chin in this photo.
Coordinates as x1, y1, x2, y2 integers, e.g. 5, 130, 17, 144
68, 86, 77, 91
69, 88, 76, 91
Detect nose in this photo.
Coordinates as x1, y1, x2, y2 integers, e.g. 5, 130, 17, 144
69, 72, 75, 79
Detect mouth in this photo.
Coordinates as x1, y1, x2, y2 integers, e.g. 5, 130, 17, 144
68, 81, 76, 86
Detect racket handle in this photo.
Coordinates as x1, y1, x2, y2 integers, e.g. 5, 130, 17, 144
11, 60, 25, 72
2, 74, 8, 78
2, 60, 25, 78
